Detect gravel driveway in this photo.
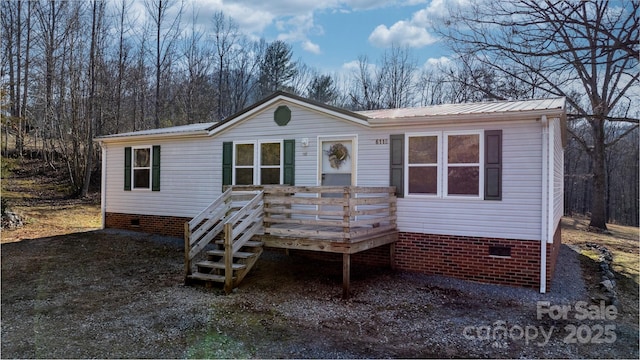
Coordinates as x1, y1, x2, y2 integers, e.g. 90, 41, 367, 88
2, 229, 638, 358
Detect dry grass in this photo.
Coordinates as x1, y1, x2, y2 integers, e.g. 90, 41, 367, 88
561, 216, 639, 284
1, 203, 101, 243
1, 156, 101, 243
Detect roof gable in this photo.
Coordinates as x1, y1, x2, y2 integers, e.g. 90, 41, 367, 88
207, 91, 369, 136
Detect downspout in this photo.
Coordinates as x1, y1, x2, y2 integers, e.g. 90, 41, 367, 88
548, 118, 557, 246
540, 115, 548, 293
100, 142, 107, 229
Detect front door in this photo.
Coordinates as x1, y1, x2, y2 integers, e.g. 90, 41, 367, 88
318, 137, 355, 219
320, 138, 354, 187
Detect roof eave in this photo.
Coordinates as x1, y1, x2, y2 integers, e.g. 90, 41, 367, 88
367, 108, 566, 128
95, 130, 210, 144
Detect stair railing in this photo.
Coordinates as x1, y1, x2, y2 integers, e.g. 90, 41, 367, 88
184, 187, 233, 278
222, 190, 264, 292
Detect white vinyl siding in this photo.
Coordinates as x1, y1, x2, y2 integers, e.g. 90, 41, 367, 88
383, 121, 544, 241
104, 137, 216, 218
103, 101, 547, 241
552, 118, 564, 233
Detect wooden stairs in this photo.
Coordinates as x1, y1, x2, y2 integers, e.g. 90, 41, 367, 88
187, 240, 263, 290
184, 189, 264, 293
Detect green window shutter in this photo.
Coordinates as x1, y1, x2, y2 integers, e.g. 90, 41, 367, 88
389, 134, 404, 198
222, 142, 233, 187
484, 130, 502, 200
152, 145, 161, 191
283, 139, 295, 185
124, 147, 132, 191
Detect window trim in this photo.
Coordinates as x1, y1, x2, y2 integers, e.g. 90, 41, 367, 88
443, 130, 484, 199
404, 130, 484, 199
232, 141, 256, 185
231, 139, 284, 185
258, 139, 284, 185
405, 132, 441, 197
131, 145, 152, 191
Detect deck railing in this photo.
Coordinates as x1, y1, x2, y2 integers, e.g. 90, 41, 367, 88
233, 185, 397, 241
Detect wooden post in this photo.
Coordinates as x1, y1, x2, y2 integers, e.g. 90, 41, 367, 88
184, 222, 192, 281
343, 253, 351, 299
343, 187, 350, 240
224, 222, 233, 294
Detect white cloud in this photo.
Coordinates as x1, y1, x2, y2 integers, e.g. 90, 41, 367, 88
423, 56, 451, 69
368, 21, 437, 48
367, 0, 470, 48
341, 60, 361, 72
302, 40, 322, 54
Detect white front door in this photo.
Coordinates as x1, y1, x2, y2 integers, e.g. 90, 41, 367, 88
319, 138, 355, 187
318, 137, 356, 219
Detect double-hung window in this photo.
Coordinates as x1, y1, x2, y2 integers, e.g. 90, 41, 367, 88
233, 140, 283, 185
407, 133, 439, 195
445, 132, 481, 197
133, 147, 152, 189
405, 131, 483, 198
124, 145, 160, 191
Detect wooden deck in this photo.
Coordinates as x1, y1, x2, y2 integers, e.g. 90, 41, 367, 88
243, 185, 398, 298
185, 185, 398, 298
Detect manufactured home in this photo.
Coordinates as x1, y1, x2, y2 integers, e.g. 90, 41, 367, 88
96, 92, 566, 296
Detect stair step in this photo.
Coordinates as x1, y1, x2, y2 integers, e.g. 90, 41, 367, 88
206, 250, 258, 259
187, 272, 227, 283
214, 240, 263, 248
196, 260, 247, 270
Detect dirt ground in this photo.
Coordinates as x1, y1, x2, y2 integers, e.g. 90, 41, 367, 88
1, 157, 639, 358
1, 227, 638, 359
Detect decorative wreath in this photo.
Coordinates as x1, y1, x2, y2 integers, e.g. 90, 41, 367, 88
326, 143, 349, 169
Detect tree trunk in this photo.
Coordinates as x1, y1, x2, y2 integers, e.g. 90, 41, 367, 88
588, 118, 608, 230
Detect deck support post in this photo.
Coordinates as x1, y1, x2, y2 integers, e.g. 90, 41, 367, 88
342, 253, 351, 299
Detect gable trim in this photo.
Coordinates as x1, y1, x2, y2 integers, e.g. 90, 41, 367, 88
207, 92, 370, 136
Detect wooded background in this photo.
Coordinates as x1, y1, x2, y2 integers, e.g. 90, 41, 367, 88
1, 0, 638, 227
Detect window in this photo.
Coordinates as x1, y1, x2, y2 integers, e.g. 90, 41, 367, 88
234, 143, 255, 185
223, 140, 295, 188
124, 145, 160, 191
260, 142, 282, 184
232, 141, 283, 185
407, 134, 439, 195
446, 133, 480, 196
133, 147, 151, 189
405, 131, 483, 198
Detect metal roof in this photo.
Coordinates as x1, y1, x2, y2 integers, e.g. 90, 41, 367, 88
357, 97, 565, 120
95, 95, 566, 142
96, 122, 215, 140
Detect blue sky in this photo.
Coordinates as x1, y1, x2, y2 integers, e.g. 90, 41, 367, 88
136, 0, 462, 73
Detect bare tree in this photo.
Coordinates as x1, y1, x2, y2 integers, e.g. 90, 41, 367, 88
348, 55, 385, 110
436, 0, 640, 230
210, 11, 239, 120
226, 37, 263, 115
144, 0, 183, 129
80, 0, 106, 198
381, 46, 417, 108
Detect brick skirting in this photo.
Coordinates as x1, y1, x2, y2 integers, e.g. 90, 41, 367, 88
392, 226, 562, 289
105, 211, 561, 290
105, 212, 190, 238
